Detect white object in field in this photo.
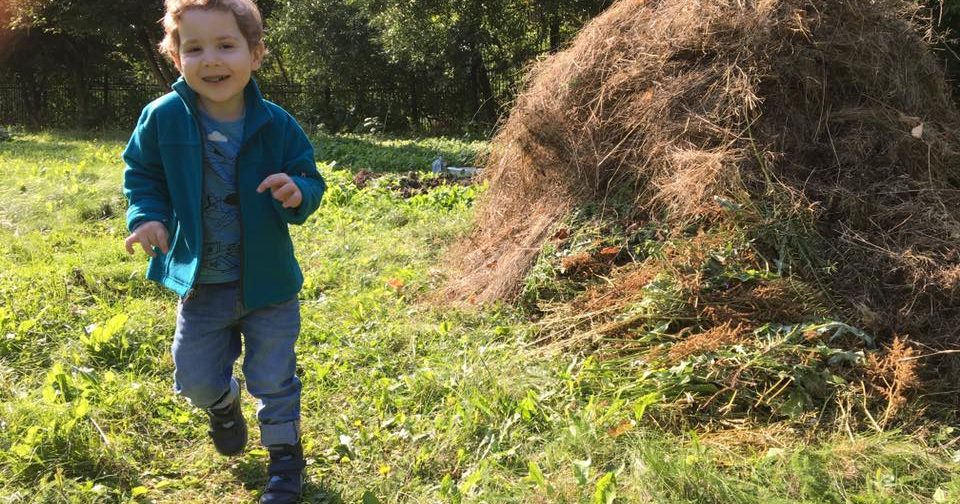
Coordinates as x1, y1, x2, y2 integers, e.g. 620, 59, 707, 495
431, 155, 478, 177
431, 155, 446, 173
444, 166, 480, 177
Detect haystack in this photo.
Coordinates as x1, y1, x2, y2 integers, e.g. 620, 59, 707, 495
445, 0, 960, 345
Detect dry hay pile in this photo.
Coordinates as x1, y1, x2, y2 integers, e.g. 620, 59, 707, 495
442, 0, 960, 423
447, 0, 960, 339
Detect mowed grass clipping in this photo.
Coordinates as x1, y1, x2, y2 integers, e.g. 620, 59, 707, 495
0, 132, 959, 503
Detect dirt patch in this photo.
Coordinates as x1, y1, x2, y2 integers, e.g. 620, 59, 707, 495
352, 170, 380, 189
385, 171, 474, 198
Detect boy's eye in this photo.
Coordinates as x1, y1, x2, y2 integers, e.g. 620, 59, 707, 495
185, 47, 200, 53
221, 44, 234, 49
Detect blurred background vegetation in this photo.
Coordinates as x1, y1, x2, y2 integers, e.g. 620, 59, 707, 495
936, 0, 960, 98
0, 0, 958, 135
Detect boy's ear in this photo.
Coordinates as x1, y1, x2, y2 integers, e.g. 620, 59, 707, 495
251, 43, 265, 71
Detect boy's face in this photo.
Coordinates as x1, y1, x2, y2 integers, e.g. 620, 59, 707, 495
175, 8, 262, 120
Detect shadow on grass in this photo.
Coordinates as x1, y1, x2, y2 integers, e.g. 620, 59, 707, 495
1, 130, 485, 176
0, 136, 88, 159
231, 456, 344, 503
0, 131, 127, 164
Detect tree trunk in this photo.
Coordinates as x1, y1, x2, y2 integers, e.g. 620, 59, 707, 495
275, 51, 292, 86
470, 48, 498, 123
67, 40, 90, 127
539, 0, 561, 52
353, 82, 366, 128
549, 9, 561, 52
409, 75, 421, 130
19, 69, 43, 130
144, 28, 177, 84
74, 68, 88, 127
468, 54, 480, 121
137, 27, 173, 89
102, 73, 112, 125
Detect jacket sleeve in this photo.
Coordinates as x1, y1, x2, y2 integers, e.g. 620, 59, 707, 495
122, 107, 172, 232
271, 114, 326, 225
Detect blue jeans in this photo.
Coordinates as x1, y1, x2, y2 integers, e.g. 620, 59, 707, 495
172, 281, 301, 446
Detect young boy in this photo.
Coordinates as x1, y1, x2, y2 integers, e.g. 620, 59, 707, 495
122, 1, 324, 502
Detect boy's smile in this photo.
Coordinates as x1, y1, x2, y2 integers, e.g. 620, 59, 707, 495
175, 8, 263, 122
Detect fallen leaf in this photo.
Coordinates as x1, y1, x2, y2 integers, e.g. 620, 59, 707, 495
607, 419, 633, 438
911, 123, 924, 139
598, 246, 622, 261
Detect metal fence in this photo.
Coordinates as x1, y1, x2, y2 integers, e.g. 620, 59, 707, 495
0, 71, 525, 133
0, 79, 166, 130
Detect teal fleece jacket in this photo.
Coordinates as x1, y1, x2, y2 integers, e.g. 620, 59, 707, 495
122, 77, 325, 310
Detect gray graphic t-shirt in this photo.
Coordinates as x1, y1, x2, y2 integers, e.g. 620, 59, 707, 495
197, 110, 243, 284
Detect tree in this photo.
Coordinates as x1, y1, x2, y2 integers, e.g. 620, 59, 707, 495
2, 0, 617, 131
269, 0, 401, 130
7, 0, 173, 88
369, 0, 613, 124
0, 0, 26, 64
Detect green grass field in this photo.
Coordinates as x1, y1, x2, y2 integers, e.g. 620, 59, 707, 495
1, 132, 959, 503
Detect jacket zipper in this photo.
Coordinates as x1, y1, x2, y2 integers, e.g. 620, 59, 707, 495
235, 115, 272, 309
187, 112, 206, 295
236, 147, 245, 310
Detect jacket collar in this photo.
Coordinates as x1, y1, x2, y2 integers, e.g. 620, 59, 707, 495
171, 76, 273, 144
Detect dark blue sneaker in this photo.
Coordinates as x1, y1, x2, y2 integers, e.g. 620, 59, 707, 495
260, 442, 305, 504
205, 393, 247, 456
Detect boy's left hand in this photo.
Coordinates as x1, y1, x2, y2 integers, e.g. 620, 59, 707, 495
257, 173, 302, 208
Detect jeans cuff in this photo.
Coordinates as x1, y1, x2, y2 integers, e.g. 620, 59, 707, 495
260, 421, 300, 446
209, 378, 239, 410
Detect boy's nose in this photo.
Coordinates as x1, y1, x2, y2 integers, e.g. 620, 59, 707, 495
202, 53, 221, 67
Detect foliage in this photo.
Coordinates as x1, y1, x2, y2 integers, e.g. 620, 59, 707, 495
292, 0, 613, 129
313, 132, 487, 173
932, 0, 960, 96
267, 0, 399, 129
4, 1, 960, 134
1, 0, 614, 132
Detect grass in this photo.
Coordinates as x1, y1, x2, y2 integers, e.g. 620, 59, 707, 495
311, 132, 487, 173
0, 131, 958, 503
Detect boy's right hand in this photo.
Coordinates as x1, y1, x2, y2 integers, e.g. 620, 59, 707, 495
124, 221, 169, 257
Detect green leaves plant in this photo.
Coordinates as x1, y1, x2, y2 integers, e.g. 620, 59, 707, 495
573, 458, 591, 488
592, 471, 617, 504
79, 313, 128, 353
526, 460, 546, 487
632, 392, 661, 421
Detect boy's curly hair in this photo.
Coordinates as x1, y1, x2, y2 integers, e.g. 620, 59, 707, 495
159, 0, 265, 65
